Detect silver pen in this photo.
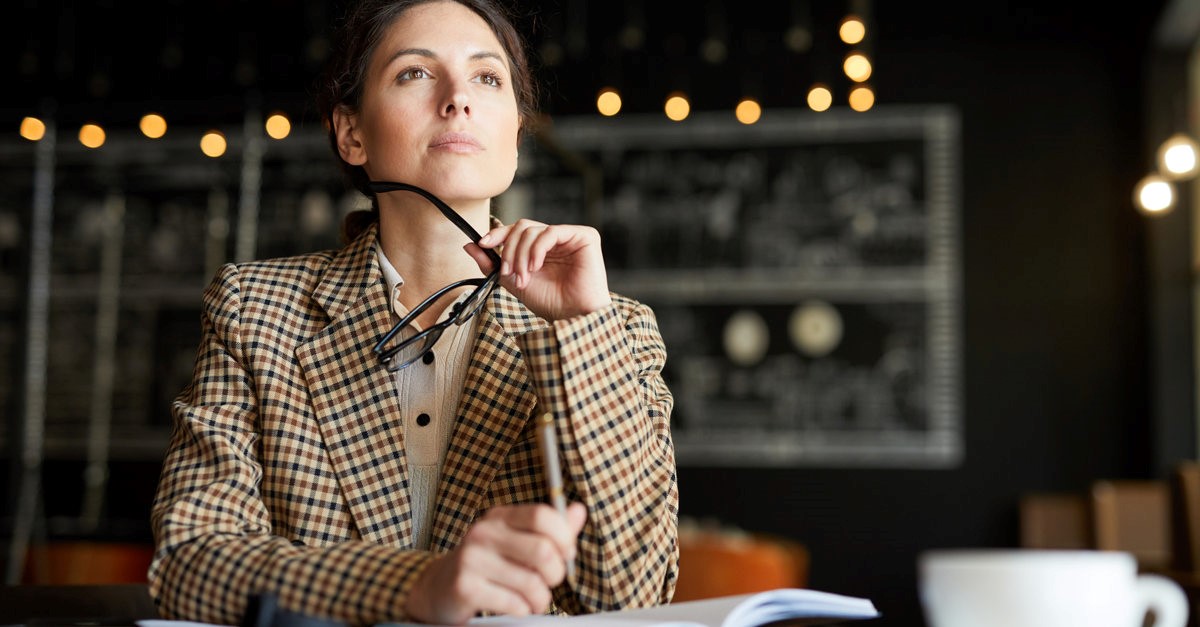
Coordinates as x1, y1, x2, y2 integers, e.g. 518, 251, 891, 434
536, 411, 575, 581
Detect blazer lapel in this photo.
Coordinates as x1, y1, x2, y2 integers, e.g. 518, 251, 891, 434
428, 291, 545, 551
295, 224, 416, 549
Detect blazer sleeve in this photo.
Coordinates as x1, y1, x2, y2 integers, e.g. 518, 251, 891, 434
148, 263, 434, 626
516, 299, 680, 614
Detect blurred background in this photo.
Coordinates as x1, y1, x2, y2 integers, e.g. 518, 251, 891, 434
4, 0, 1200, 625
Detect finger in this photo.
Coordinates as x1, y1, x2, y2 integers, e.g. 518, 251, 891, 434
480, 505, 578, 575
506, 221, 546, 288
478, 225, 514, 277
477, 224, 513, 250
526, 225, 571, 274
500, 504, 571, 536
459, 543, 546, 617
463, 242, 498, 274
496, 526, 574, 586
567, 502, 587, 534
562, 503, 586, 564
406, 550, 528, 625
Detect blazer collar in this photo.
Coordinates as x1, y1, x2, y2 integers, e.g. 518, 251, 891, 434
311, 222, 382, 321
296, 223, 415, 546
428, 290, 547, 550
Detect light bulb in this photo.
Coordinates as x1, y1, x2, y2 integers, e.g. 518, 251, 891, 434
1157, 133, 1199, 180
1134, 173, 1175, 215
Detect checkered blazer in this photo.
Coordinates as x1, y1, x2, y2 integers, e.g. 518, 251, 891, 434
149, 223, 679, 625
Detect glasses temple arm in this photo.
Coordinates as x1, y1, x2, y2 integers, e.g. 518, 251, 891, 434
368, 181, 503, 267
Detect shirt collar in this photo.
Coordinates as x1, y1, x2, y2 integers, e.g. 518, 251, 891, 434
375, 240, 404, 296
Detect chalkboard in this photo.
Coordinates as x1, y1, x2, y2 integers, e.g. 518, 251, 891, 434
505, 106, 962, 467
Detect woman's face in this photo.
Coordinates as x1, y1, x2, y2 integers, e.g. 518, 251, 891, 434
341, 1, 520, 204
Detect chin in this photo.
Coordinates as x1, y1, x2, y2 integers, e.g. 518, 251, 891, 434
421, 170, 515, 204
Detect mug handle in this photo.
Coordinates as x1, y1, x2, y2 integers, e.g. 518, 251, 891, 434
1136, 573, 1189, 627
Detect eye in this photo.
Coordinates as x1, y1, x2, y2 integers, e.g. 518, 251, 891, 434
474, 71, 503, 88
397, 67, 431, 82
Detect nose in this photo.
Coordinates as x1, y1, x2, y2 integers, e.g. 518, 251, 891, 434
441, 77, 470, 117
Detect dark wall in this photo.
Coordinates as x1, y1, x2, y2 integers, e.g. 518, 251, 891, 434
679, 3, 1173, 625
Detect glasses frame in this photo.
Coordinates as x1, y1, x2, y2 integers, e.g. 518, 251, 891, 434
368, 181, 502, 372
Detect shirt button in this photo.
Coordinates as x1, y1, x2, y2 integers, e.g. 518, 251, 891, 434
416, 413, 431, 427
423, 351, 435, 365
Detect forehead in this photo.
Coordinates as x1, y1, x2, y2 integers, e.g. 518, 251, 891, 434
376, 1, 505, 59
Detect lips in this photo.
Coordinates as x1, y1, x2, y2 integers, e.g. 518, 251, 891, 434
429, 131, 483, 153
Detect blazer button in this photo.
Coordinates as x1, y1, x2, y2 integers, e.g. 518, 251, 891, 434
291, 539, 305, 547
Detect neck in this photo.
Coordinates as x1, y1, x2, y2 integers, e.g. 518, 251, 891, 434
376, 194, 491, 290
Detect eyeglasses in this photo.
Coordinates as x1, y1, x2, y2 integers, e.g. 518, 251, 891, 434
368, 181, 501, 372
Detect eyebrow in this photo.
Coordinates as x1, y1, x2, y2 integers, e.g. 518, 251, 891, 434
386, 48, 507, 67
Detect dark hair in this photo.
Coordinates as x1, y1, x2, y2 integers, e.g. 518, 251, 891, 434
315, 0, 538, 243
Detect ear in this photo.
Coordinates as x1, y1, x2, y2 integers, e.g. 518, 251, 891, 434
333, 105, 367, 166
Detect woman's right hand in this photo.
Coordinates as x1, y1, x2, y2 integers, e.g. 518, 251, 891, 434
404, 502, 588, 624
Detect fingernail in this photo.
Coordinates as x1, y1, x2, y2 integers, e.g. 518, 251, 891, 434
501, 260, 510, 275
479, 233, 493, 245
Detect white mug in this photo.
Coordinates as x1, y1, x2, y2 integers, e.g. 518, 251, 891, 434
918, 549, 1189, 627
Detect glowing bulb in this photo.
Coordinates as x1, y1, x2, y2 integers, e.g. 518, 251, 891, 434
265, 113, 291, 139
1157, 133, 1199, 179
844, 52, 872, 82
79, 123, 106, 149
807, 85, 832, 112
839, 16, 866, 44
735, 98, 762, 125
1134, 173, 1175, 214
664, 93, 690, 122
19, 117, 46, 141
140, 113, 167, 139
596, 88, 622, 116
200, 130, 227, 158
849, 85, 875, 112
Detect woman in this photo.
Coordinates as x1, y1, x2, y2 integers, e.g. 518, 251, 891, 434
148, 0, 678, 624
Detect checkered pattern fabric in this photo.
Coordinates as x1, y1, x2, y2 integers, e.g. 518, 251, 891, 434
149, 223, 679, 625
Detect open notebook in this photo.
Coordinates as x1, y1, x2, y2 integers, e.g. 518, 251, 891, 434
138, 587, 880, 627
382, 588, 880, 627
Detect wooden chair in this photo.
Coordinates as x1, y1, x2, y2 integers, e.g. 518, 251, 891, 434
1019, 492, 1092, 549
674, 525, 809, 602
22, 541, 154, 585
1091, 479, 1173, 572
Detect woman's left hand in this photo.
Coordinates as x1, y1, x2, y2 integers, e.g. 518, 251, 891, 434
466, 219, 612, 321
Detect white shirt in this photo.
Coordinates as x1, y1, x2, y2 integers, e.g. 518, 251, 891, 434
376, 244, 479, 550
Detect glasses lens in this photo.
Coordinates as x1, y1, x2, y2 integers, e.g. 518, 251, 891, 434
381, 326, 443, 371
452, 273, 498, 325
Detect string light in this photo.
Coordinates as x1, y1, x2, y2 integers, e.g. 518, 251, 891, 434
140, 113, 167, 139
596, 88, 622, 116
1135, 133, 1200, 215
19, 117, 46, 142
839, 15, 866, 45
1156, 132, 1199, 180
735, 98, 762, 125
79, 123, 106, 149
265, 112, 292, 139
664, 92, 691, 122
843, 52, 873, 82
849, 85, 875, 112
200, 130, 227, 158
1134, 173, 1175, 215
807, 85, 833, 112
